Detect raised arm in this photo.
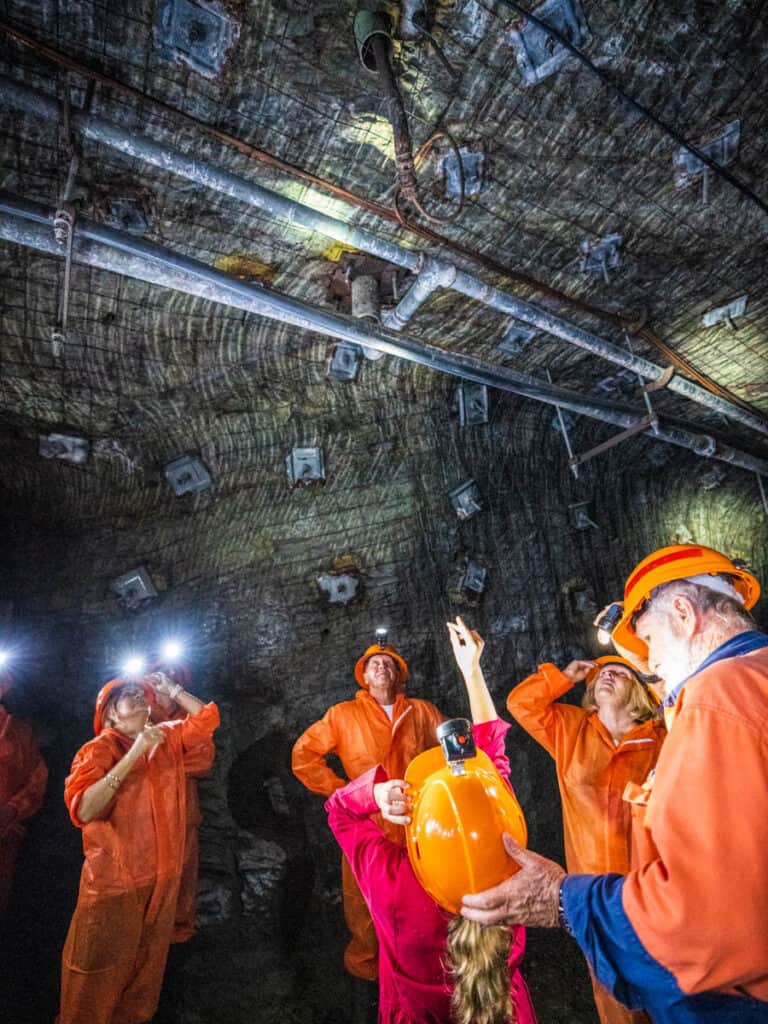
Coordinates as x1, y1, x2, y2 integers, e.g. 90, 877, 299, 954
447, 616, 496, 723
505, 661, 594, 758
446, 618, 513, 780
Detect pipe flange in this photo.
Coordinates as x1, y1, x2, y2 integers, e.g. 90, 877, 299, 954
353, 11, 392, 74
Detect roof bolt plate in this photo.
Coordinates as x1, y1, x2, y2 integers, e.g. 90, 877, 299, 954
508, 0, 589, 86
674, 120, 740, 189
155, 0, 239, 78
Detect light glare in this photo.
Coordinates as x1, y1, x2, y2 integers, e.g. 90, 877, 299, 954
122, 655, 145, 677
161, 639, 183, 662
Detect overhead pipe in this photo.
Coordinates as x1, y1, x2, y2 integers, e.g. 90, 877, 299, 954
2, 76, 766, 438
0, 192, 649, 422
3, 77, 767, 440
2, 191, 767, 480
381, 256, 456, 329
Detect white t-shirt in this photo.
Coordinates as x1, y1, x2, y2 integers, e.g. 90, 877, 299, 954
380, 703, 395, 721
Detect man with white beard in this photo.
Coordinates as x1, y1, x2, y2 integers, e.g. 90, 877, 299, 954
459, 544, 768, 1023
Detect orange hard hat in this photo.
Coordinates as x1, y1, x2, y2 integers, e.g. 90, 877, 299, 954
93, 678, 154, 735
613, 544, 760, 658
585, 655, 644, 683
404, 745, 528, 915
354, 643, 409, 688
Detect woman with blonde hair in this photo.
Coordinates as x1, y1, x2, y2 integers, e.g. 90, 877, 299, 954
325, 618, 536, 1024
506, 654, 665, 1024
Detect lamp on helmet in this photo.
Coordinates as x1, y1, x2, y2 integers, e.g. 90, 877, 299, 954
404, 719, 528, 914
612, 544, 760, 659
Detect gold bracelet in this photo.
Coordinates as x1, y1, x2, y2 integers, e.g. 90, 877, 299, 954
104, 772, 122, 792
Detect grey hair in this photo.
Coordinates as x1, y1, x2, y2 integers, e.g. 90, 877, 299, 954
648, 577, 754, 629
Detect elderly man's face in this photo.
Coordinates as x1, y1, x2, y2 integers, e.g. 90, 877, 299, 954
364, 654, 400, 705
635, 604, 694, 689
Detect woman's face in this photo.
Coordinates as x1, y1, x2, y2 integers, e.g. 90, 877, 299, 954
107, 687, 149, 737
592, 665, 635, 709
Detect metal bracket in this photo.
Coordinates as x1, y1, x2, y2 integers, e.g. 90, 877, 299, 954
643, 366, 675, 394
326, 342, 361, 381
579, 233, 622, 283
568, 414, 657, 469
155, 0, 239, 78
286, 446, 326, 485
457, 382, 489, 426
674, 120, 740, 193
440, 147, 484, 199
546, 370, 578, 478
508, 0, 589, 86
702, 294, 747, 329
449, 479, 482, 520
499, 321, 538, 357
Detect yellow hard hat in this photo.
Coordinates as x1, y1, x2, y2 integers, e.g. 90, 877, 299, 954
613, 544, 760, 658
404, 745, 527, 914
354, 643, 409, 688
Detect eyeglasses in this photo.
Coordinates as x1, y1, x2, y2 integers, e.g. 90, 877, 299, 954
630, 597, 653, 630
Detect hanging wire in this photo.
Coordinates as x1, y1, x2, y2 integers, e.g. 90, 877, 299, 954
394, 129, 466, 227
495, 0, 768, 219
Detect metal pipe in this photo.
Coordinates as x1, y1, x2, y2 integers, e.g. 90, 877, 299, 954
3, 77, 767, 438
2, 76, 766, 438
2, 191, 767, 479
382, 256, 456, 329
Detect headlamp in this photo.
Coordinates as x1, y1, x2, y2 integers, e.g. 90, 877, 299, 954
122, 654, 146, 678
160, 639, 183, 663
595, 602, 623, 646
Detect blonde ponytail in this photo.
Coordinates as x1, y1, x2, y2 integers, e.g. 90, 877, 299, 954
446, 916, 515, 1024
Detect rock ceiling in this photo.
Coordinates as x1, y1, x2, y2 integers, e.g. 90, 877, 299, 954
0, 0, 766, 624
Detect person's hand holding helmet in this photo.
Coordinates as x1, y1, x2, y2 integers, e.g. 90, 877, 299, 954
374, 779, 412, 826
461, 833, 565, 928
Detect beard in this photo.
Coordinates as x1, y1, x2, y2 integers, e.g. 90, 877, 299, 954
655, 632, 698, 689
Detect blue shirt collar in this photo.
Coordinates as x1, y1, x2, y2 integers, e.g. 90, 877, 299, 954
663, 630, 768, 708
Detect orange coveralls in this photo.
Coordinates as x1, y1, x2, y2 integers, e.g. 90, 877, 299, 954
507, 663, 665, 1024
151, 703, 214, 943
622, 646, 768, 1001
59, 702, 219, 1024
292, 687, 444, 980
0, 702, 47, 912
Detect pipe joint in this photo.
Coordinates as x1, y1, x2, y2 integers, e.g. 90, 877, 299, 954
382, 255, 456, 330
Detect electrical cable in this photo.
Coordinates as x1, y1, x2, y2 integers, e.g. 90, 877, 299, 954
394, 130, 466, 227
495, 0, 768, 219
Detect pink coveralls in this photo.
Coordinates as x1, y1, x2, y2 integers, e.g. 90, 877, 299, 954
325, 719, 537, 1024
